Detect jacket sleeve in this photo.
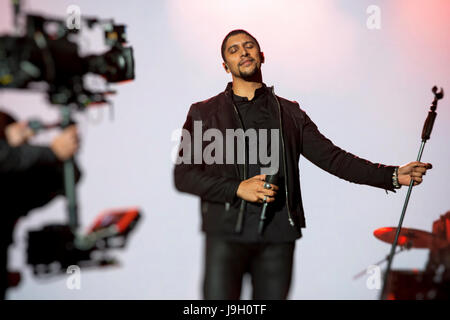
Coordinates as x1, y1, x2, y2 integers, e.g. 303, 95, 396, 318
173, 104, 241, 203
0, 140, 61, 173
300, 111, 396, 191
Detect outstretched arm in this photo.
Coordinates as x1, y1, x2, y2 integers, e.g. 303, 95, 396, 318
299, 112, 432, 190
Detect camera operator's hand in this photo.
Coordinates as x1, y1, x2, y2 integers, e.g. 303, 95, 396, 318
5, 122, 34, 146
236, 174, 279, 203
51, 125, 79, 161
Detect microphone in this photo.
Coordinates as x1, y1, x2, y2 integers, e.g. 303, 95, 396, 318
258, 174, 279, 235
421, 86, 444, 141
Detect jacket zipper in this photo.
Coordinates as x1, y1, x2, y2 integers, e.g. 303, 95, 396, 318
272, 88, 295, 227
231, 100, 247, 233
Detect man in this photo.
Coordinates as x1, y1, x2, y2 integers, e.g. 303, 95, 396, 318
0, 110, 79, 299
174, 29, 431, 299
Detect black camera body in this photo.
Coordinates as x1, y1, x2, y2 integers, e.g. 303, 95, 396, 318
0, 13, 135, 107
27, 225, 92, 276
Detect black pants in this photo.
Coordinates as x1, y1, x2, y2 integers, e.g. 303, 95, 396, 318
203, 236, 295, 300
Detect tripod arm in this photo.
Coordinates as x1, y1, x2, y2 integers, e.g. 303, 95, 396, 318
60, 105, 79, 232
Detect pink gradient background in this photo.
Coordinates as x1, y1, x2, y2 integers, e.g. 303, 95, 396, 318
0, 0, 449, 299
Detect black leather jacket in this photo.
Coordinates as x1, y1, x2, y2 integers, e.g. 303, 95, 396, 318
174, 83, 396, 237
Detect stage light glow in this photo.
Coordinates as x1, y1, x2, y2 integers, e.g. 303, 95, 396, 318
167, 0, 358, 91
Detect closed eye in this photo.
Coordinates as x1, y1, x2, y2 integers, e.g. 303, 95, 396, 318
229, 46, 238, 54
227, 41, 256, 54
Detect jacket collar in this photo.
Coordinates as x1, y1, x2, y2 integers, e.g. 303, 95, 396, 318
224, 82, 273, 98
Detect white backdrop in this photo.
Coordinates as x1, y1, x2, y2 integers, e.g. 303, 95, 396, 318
0, 0, 449, 299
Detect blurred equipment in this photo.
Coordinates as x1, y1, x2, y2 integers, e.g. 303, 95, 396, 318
382, 269, 439, 300
0, 1, 136, 230
0, 7, 135, 107
26, 118, 73, 133
27, 208, 141, 277
374, 227, 448, 249
0, 1, 139, 285
372, 212, 450, 300
353, 227, 444, 281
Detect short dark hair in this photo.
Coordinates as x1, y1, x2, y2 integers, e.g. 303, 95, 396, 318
221, 29, 261, 62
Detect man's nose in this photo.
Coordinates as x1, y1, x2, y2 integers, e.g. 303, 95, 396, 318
240, 47, 249, 57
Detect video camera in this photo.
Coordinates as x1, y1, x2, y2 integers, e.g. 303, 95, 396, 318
0, 7, 134, 107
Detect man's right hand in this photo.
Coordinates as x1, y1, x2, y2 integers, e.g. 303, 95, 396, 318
236, 174, 279, 203
51, 125, 79, 161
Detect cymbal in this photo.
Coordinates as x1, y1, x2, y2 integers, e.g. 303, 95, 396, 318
374, 227, 447, 249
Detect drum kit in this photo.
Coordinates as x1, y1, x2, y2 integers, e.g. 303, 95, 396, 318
355, 212, 450, 300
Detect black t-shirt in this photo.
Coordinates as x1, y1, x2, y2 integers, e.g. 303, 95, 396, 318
224, 84, 301, 243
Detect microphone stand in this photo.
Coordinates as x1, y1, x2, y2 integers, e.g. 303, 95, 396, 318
379, 86, 444, 299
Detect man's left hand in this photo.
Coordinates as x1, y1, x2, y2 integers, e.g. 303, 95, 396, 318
398, 161, 432, 186
5, 122, 34, 147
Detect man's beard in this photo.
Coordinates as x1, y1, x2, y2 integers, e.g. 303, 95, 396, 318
238, 64, 260, 81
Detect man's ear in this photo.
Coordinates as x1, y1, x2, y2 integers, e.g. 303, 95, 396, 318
260, 52, 265, 64
223, 62, 230, 73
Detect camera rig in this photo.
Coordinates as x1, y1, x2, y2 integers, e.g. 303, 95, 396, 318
0, 9, 135, 106
0, 2, 140, 278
